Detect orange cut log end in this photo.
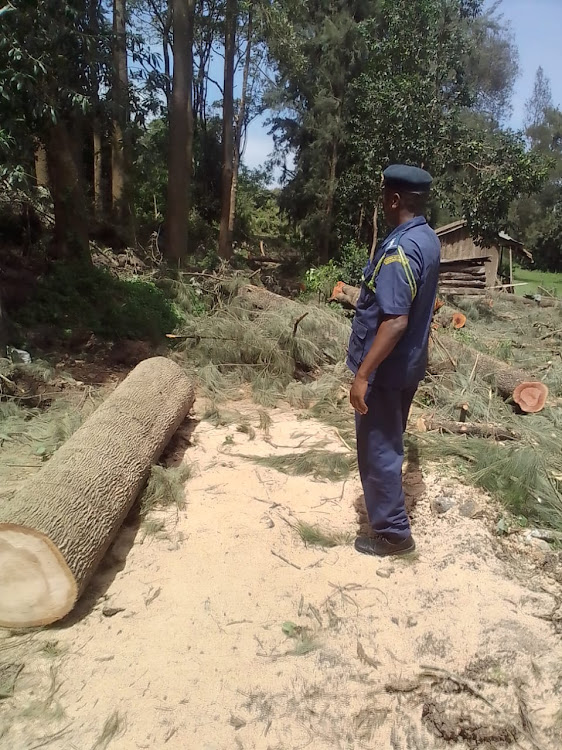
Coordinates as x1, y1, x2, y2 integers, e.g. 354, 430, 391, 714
329, 281, 346, 301
452, 312, 467, 329
513, 382, 549, 413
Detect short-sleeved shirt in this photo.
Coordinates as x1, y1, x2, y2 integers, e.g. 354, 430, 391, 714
346, 216, 441, 389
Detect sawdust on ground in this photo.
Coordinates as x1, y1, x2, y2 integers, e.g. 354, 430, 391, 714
1, 401, 562, 750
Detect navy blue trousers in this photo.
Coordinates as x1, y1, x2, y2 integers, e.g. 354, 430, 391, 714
355, 385, 417, 541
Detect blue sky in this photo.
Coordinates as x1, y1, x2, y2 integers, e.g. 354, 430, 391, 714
242, 0, 562, 172
504, 0, 562, 129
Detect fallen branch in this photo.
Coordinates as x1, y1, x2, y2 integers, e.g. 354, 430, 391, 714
419, 416, 520, 441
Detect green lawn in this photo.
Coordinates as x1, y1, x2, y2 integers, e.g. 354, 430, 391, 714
512, 267, 562, 297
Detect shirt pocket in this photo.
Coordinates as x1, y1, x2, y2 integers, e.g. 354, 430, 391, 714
347, 318, 369, 367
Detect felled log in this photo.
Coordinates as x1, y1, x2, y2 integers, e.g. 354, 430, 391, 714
0, 357, 195, 627
439, 279, 487, 289
440, 270, 485, 281
439, 287, 486, 297
329, 282, 360, 309
418, 416, 520, 440
235, 283, 301, 311
428, 336, 549, 412
451, 312, 467, 329
497, 294, 560, 309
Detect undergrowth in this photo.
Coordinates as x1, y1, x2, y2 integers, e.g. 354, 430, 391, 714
14, 262, 182, 342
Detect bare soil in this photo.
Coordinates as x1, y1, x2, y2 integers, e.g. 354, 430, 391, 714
1, 400, 562, 750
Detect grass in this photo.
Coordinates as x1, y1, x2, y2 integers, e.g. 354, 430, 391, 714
245, 449, 356, 481
295, 521, 353, 548
513, 266, 562, 297
139, 463, 192, 516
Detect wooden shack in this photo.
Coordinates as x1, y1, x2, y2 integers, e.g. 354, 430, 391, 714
435, 220, 532, 295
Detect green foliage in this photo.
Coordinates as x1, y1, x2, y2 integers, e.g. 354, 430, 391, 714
247, 449, 356, 481
304, 240, 367, 294
295, 521, 353, 547
140, 463, 192, 516
267, 0, 545, 255
15, 263, 182, 341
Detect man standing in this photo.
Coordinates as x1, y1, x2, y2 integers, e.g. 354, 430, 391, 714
347, 164, 440, 557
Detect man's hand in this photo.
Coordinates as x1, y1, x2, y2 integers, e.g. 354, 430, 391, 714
350, 374, 369, 415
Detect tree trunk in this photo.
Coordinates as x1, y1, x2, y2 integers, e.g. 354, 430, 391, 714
428, 335, 549, 411
228, 9, 252, 238
0, 358, 195, 628
218, 0, 237, 260
93, 121, 103, 220
165, 0, 195, 261
320, 136, 338, 263
34, 142, 49, 188
163, 10, 172, 111
112, 0, 129, 225
45, 120, 90, 262
0, 288, 8, 352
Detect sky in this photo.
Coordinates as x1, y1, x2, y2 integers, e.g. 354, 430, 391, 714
242, 0, 562, 173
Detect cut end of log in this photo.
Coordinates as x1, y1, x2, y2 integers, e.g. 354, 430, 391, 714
452, 312, 467, 329
513, 382, 549, 413
0, 526, 76, 628
329, 281, 346, 301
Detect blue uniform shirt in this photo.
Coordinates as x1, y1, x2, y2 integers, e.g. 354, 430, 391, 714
346, 216, 441, 389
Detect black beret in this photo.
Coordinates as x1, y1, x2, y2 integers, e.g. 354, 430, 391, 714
383, 164, 432, 193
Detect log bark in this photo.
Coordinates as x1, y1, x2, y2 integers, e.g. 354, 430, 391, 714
0, 357, 195, 627
439, 287, 486, 297
439, 270, 485, 280
235, 284, 302, 312
439, 279, 486, 288
428, 335, 548, 411
420, 417, 520, 440
329, 282, 360, 309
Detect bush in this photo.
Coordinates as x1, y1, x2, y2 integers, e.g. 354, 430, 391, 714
16, 263, 182, 341
303, 240, 368, 296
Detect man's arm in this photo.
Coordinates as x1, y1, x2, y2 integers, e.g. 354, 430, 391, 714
350, 314, 408, 414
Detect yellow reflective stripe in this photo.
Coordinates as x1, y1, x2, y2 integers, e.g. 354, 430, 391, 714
397, 246, 417, 301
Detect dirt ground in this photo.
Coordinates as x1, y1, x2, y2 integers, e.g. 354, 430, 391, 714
1, 400, 562, 750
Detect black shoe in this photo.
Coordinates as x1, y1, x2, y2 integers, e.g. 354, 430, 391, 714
354, 534, 416, 557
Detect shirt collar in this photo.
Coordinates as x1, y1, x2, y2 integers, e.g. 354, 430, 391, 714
384, 216, 426, 244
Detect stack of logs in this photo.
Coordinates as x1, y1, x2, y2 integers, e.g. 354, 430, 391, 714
438, 258, 488, 296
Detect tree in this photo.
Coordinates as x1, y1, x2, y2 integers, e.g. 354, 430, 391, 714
218, 0, 237, 259
266, 0, 370, 260
512, 105, 562, 271
464, 2, 519, 125
112, 0, 130, 226
266, 0, 544, 258
228, 6, 252, 239
0, 0, 94, 262
165, 0, 196, 261
525, 66, 553, 130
